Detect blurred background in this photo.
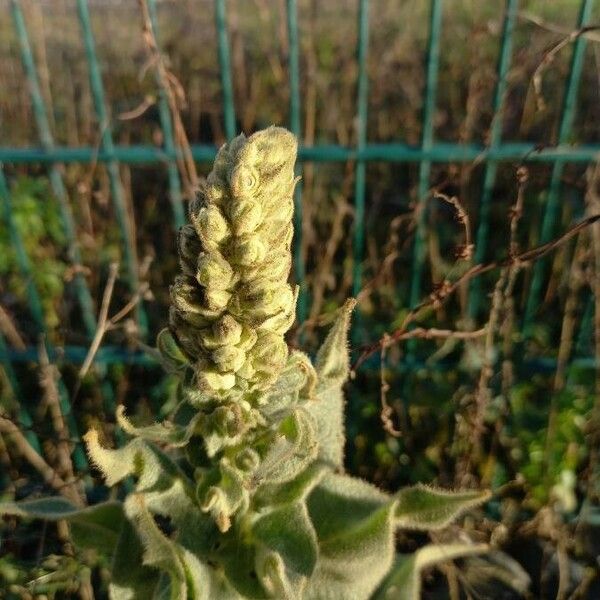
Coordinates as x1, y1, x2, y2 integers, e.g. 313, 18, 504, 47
1, 0, 600, 597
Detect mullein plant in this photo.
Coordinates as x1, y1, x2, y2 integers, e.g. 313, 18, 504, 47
1, 127, 490, 599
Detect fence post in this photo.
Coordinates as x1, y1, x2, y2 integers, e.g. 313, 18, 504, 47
524, 0, 594, 331
215, 0, 236, 140
468, 0, 518, 321
76, 0, 148, 337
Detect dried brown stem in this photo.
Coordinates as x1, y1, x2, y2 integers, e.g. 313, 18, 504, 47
0, 416, 80, 505
78, 262, 119, 383
75, 262, 149, 402
38, 340, 85, 507
532, 25, 600, 112
379, 334, 401, 438
354, 213, 600, 371
138, 0, 198, 195
433, 191, 474, 261
118, 94, 156, 121
0, 304, 26, 351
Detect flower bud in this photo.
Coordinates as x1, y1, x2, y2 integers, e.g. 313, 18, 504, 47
178, 225, 203, 276
168, 127, 299, 396
196, 253, 234, 290
229, 236, 267, 266
200, 368, 236, 392
203, 288, 231, 312
251, 333, 288, 371
229, 199, 262, 235
211, 345, 246, 373
230, 164, 260, 198
212, 315, 243, 346
192, 204, 229, 247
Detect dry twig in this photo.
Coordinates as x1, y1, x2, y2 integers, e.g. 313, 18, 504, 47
379, 334, 401, 438
0, 304, 26, 351
0, 416, 80, 505
433, 191, 474, 261
354, 213, 600, 371
74, 263, 149, 402
138, 0, 199, 196
532, 25, 600, 112
38, 340, 85, 507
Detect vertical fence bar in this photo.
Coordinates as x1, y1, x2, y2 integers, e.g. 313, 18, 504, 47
575, 294, 593, 355
146, 0, 186, 229
0, 167, 42, 454
468, 0, 518, 321
352, 0, 370, 301
11, 0, 121, 446
0, 332, 41, 453
76, 0, 148, 336
286, 0, 307, 323
0, 167, 86, 470
408, 0, 443, 310
523, 0, 594, 330
0, 169, 46, 333
10, 0, 96, 336
215, 0, 236, 140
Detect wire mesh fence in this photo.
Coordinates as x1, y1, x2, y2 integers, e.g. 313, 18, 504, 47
0, 0, 599, 456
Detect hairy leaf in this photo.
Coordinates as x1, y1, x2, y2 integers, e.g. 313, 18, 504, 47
255, 462, 328, 508
304, 472, 396, 599
314, 299, 356, 384
117, 405, 201, 447
124, 494, 188, 600
262, 351, 317, 414
374, 544, 489, 600
309, 299, 356, 469
0, 498, 123, 557
255, 548, 302, 600
395, 484, 491, 530
199, 459, 248, 532
85, 429, 191, 493
253, 502, 318, 579
110, 517, 160, 600
254, 408, 318, 485
157, 328, 190, 373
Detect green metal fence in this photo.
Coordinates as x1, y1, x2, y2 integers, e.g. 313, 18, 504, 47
0, 0, 599, 454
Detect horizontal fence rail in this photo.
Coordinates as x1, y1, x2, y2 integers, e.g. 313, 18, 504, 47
1, 143, 599, 164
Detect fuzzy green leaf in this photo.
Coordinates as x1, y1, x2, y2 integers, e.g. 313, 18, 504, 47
117, 405, 201, 447
110, 517, 160, 600
314, 299, 356, 384
85, 429, 191, 493
395, 484, 491, 530
255, 548, 302, 600
180, 548, 242, 600
308, 299, 356, 469
157, 328, 190, 372
0, 498, 123, 557
218, 536, 268, 599
198, 459, 248, 532
124, 494, 188, 600
374, 544, 489, 600
255, 462, 328, 508
262, 351, 317, 414
304, 473, 396, 600
253, 502, 318, 578
254, 408, 318, 485
0, 496, 78, 519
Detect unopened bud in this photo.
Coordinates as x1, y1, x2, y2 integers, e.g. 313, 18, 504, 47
196, 253, 234, 290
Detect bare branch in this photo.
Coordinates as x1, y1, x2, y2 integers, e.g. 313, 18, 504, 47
354, 213, 600, 370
